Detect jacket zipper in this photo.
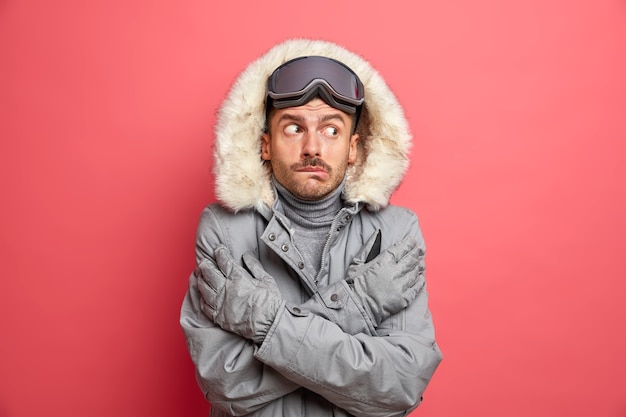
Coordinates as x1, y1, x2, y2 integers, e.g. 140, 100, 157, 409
314, 207, 351, 286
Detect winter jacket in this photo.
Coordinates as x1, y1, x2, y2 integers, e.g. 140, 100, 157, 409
180, 39, 443, 417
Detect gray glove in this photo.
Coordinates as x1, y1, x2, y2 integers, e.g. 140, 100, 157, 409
347, 232, 425, 327
196, 245, 283, 344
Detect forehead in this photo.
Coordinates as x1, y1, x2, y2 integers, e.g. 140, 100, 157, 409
270, 98, 351, 124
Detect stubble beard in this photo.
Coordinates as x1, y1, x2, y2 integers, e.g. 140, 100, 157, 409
273, 157, 348, 201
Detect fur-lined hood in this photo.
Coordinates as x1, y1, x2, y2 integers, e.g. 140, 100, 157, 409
214, 39, 412, 212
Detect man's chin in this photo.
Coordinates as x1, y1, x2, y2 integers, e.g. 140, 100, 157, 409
276, 174, 341, 201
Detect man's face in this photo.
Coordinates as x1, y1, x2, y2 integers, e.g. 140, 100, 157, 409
261, 98, 359, 201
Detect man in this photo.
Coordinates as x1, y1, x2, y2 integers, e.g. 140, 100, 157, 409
180, 39, 442, 417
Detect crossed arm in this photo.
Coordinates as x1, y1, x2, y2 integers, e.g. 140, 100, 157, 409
180, 208, 442, 416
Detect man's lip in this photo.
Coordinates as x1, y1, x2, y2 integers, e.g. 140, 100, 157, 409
297, 167, 327, 173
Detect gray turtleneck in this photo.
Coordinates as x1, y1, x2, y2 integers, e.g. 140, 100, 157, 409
272, 177, 346, 274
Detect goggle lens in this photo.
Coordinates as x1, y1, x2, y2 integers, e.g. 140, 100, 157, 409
267, 56, 364, 111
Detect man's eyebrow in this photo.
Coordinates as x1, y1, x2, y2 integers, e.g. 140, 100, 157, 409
276, 112, 348, 125
276, 113, 305, 124
320, 113, 347, 125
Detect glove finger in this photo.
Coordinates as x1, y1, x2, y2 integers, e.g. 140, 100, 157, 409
214, 245, 239, 278
391, 248, 423, 290
384, 237, 418, 263
401, 277, 425, 305
196, 259, 225, 293
361, 236, 415, 269
195, 260, 224, 309
396, 248, 422, 277
197, 286, 217, 322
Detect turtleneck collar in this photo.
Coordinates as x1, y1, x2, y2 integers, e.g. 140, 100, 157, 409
272, 176, 346, 229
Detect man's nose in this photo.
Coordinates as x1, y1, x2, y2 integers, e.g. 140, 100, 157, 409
301, 131, 322, 158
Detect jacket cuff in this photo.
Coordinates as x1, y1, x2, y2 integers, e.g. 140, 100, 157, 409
255, 303, 311, 365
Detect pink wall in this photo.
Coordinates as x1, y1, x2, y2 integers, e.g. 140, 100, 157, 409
1, 1, 625, 416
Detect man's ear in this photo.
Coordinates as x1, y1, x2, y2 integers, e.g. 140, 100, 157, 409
348, 133, 359, 164
261, 133, 271, 161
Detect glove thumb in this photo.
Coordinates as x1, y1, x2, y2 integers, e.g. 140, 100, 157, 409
242, 252, 279, 291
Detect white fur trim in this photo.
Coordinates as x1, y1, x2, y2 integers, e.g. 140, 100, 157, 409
214, 39, 412, 212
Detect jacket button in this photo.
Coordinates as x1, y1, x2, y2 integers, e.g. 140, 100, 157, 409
293, 307, 301, 314
330, 293, 339, 302
297, 262, 304, 269
268, 233, 276, 241
281, 244, 289, 252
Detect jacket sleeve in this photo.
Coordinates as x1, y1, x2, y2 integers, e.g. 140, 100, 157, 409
254, 212, 443, 417
295, 280, 377, 336
255, 283, 442, 417
179, 207, 300, 416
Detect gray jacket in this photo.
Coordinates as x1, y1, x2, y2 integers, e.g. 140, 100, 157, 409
180, 39, 443, 416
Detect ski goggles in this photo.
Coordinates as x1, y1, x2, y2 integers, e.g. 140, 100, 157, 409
266, 56, 365, 116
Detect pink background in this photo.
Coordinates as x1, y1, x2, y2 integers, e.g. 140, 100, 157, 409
1, 1, 625, 416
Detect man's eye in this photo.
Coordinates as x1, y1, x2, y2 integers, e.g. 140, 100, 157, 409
323, 126, 339, 137
284, 124, 301, 135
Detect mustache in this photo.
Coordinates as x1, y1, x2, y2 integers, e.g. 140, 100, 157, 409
292, 158, 331, 172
